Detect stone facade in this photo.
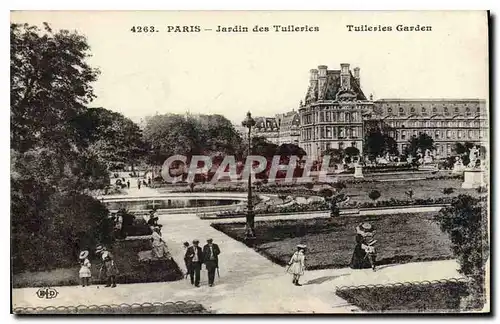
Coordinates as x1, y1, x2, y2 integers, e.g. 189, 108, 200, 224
298, 64, 373, 159
276, 110, 300, 145
238, 64, 488, 161
373, 99, 488, 158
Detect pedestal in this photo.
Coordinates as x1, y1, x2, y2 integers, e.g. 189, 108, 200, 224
354, 165, 364, 178
462, 169, 484, 189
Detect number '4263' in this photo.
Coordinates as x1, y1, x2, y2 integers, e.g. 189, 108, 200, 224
130, 26, 157, 33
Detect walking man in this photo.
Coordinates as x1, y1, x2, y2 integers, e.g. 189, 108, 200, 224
184, 239, 203, 287
126, 180, 130, 189
203, 238, 221, 287
137, 178, 141, 190
183, 242, 193, 283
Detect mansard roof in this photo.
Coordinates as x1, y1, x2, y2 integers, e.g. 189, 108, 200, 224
305, 70, 367, 104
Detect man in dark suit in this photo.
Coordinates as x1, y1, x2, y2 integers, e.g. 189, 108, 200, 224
203, 238, 221, 287
184, 239, 203, 287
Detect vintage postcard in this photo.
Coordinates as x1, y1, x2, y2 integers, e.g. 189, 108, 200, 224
10, 10, 490, 314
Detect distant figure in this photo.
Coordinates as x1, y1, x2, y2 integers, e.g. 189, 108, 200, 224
287, 244, 306, 286
350, 223, 377, 271
203, 238, 221, 287
183, 242, 193, 283
126, 180, 130, 189
96, 245, 118, 288
184, 240, 203, 287
137, 178, 141, 190
148, 177, 152, 187
78, 250, 92, 287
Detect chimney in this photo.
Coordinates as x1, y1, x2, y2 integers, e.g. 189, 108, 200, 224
317, 65, 328, 99
340, 63, 351, 90
353, 67, 360, 84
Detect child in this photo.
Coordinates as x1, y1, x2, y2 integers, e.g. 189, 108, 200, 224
78, 250, 92, 287
287, 244, 306, 286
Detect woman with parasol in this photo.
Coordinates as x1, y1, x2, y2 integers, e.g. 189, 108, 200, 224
350, 222, 377, 271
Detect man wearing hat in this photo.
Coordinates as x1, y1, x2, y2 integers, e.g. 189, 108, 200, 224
184, 240, 203, 287
350, 222, 377, 271
202, 239, 221, 287
96, 245, 119, 288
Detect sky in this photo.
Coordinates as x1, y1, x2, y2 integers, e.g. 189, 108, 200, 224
11, 11, 489, 124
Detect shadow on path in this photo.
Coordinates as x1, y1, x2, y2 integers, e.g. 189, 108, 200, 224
304, 274, 349, 285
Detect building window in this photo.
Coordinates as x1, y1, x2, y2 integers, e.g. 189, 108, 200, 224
345, 113, 351, 123
455, 107, 459, 113
411, 107, 415, 113
458, 130, 463, 139
351, 142, 356, 148
413, 130, 417, 137
433, 107, 437, 113
320, 112, 324, 122
435, 130, 439, 139
339, 142, 344, 150
399, 107, 404, 115
468, 130, 473, 138
436, 121, 441, 127
422, 107, 426, 113
388, 108, 392, 114
465, 107, 471, 116
326, 127, 332, 138
326, 143, 331, 150
446, 130, 451, 138
444, 107, 449, 115
477, 107, 480, 113
401, 130, 406, 140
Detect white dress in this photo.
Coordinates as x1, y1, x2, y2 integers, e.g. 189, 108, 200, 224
287, 251, 305, 275
79, 258, 92, 278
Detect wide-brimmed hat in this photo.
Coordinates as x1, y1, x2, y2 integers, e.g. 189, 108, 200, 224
193, 239, 200, 244
95, 245, 106, 254
207, 238, 213, 243
79, 250, 89, 259
297, 244, 307, 250
356, 223, 374, 235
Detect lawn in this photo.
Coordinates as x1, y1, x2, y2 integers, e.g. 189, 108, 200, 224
336, 280, 469, 312
13, 238, 183, 288
212, 212, 453, 270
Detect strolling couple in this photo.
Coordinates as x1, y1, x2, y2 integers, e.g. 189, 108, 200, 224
183, 239, 221, 287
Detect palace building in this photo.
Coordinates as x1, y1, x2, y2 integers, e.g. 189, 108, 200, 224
241, 63, 488, 160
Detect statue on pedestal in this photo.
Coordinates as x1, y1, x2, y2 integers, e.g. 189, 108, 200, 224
467, 146, 480, 169
423, 149, 433, 164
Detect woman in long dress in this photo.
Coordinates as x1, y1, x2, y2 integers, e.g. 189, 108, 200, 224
287, 244, 306, 286
350, 223, 377, 271
151, 226, 167, 259
96, 245, 119, 288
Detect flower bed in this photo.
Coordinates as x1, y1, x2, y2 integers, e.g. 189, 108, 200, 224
336, 280, 469, 312
12, 239, 183, 288
213, 197, 453, 218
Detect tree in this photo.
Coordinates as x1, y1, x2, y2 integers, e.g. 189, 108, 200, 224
368, 190, 381, 201
73, 107, 147, 170
11, 23, 100, 153
330, 181, 346, 192
143, 113, 244, 165
406, 133, 435, 157
323, 148, 344, 165
344, 146, 360, 158
276, 143, 306, 159
318, 188, 334, 201
11, 23, 110, 273
443, 188, 455, 195
364, 129, 398, 160
434, 195, 488, 309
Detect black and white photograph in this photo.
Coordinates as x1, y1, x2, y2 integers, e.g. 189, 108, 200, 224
10, 10, 490, 314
